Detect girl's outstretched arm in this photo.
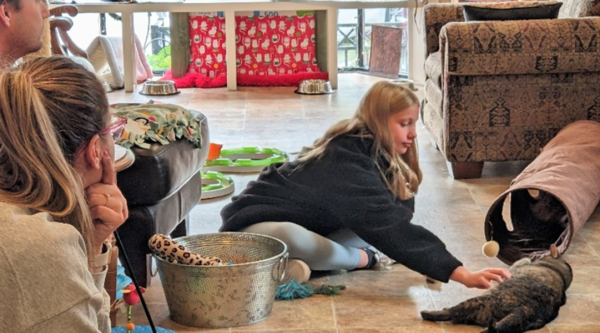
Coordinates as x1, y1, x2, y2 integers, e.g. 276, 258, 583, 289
450, 266, 512, 289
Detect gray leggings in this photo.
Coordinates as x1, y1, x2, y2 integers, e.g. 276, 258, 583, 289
241, 222, 370, 271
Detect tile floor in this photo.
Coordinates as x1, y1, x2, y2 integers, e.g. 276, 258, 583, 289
108, 74, 600, 332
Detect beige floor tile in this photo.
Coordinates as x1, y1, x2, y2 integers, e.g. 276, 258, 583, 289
190, 90, 249, 101
122, 302, 232, 332
551, 295, 600, 325
189, 100, 248, 111
303, 107, 356, 119
340, 325, 444, 333
246, 100, 303, 114
586, 206, 600, 223
562, 234, 600, 269
230, 297, 336, 331
200, 109, 247, 120
327, 269, 431, 299
567, 268, 600, 296
334, 296, 434, 329
548, 324, 600, 333
580, 222, 600, 256
443, 323, 551, 333
466, 185, 510, 207
236, 325, 338, 333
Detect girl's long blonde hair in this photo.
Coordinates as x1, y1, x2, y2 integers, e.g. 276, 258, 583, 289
298, 81, 422, 200
0, 57, 108, 262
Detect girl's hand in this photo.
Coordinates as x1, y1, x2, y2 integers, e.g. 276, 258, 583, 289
86, 151, 128, 254
450, 266, 511, 289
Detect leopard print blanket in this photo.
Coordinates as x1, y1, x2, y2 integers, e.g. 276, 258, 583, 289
148, 234, 223, 266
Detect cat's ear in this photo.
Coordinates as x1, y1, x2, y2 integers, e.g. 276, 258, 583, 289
550, 244, 559, 259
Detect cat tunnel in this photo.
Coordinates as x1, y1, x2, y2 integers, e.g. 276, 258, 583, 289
484, 120, 600, 265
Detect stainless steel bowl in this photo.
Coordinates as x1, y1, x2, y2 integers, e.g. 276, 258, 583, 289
294, 79, 335, 95
389, 78, 417, 91
139, 80, 180, 96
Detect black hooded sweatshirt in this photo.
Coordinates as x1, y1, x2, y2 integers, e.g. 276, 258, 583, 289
220, 134, 462, 282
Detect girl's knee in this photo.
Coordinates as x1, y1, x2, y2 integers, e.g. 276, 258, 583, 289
247, 222, 309, 254
266, 222, 305, 245
243, 222, 303, 244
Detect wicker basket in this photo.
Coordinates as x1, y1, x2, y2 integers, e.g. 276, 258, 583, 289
154, 232, 288, 328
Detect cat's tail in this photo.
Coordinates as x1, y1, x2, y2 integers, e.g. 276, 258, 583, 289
420, 309, 451, 322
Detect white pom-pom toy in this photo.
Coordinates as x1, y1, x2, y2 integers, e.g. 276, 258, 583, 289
482, 240, 500, 258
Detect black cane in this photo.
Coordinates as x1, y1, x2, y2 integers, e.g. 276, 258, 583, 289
114, 230, 157, 333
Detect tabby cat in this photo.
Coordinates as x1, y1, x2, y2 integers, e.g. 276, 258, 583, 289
421, 245, 572, 333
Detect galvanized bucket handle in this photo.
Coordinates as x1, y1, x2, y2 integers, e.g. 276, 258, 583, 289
273, 252, 289, 282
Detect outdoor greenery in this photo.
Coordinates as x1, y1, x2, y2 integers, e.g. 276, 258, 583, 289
147, 45, 171, 70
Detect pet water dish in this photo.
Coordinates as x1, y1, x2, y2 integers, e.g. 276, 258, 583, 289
295, 79, 335, 95
139, 80, 180, 96
389, 78, 417, 91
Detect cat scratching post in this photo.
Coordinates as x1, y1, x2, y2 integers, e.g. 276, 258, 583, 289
169, 12, 189, 79
484, 120, 600, 265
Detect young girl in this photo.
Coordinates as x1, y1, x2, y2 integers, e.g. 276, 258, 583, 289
220, 81, 510, 289
0, 57, 128, 332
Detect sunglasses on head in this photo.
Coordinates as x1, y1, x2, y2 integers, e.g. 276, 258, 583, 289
98, 115, 127, 141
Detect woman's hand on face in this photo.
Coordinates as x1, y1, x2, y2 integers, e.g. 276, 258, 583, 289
86, 151, 128, 253
450, 266, 511, 289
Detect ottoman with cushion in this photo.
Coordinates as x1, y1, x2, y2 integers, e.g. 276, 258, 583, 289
115, 109, 209, 287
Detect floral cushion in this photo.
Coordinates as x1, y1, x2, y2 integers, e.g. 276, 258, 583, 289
111, 101, 202, 150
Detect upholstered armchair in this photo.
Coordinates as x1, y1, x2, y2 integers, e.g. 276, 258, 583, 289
421, 0, 600, 179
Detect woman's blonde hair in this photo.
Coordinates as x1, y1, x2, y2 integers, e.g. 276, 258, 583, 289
0, 57, 108, 262
298, 81, 422, 200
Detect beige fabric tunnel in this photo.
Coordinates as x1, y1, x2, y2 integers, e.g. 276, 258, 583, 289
484, 120, 600, 265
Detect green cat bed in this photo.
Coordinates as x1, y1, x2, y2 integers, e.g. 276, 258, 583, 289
202, 147, 288, 173
200, 171, 235, 200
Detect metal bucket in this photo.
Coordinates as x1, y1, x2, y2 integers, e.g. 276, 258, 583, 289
155, 232, 288, 328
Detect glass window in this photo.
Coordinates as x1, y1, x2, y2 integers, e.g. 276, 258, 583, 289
337, 8, 408, 76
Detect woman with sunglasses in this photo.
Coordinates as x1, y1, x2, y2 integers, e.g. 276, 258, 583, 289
0, 57, 128, 333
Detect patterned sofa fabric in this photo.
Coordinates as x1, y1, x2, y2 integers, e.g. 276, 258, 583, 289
423, 1, 551, 58
440, 18, 600, 76
424, 4, 464, 58
438, 72, 600, 163
424, 51, 442, 86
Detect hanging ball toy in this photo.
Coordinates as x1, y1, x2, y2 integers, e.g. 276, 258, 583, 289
482, 240, 500, 258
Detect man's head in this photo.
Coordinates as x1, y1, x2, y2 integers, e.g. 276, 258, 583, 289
0, 0, 50, 66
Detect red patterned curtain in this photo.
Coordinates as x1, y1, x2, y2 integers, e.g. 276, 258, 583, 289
187, 11, 320, 78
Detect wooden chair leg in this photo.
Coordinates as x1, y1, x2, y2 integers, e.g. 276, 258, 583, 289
447, 161, 484, 179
